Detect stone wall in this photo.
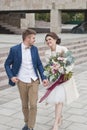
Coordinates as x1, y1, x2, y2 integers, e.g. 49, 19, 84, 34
0, 0, 87, 11
0, 0, 87, 33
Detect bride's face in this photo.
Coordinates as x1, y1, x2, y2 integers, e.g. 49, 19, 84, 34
46, 36, 56, 47
45, 36, 56, 48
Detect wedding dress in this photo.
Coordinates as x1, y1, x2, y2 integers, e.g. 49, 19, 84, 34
45, 45, 79, 105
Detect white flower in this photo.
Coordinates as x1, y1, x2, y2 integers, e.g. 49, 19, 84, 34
58, 67, 64, 74
57, 57, 64, 61
66, 64, 74, 73
63, 58, 67, 63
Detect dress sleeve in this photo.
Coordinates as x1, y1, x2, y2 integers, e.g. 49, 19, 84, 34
63, 46, 68, 52
45, 51, 50, 64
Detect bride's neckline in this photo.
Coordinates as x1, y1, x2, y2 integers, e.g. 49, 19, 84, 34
51, 50, 56, 56
51, 47, 56, 52
51, 50, 56, 52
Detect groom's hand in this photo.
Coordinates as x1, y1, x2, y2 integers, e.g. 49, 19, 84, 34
42, 79, 49, 87
11, 77, 19, 83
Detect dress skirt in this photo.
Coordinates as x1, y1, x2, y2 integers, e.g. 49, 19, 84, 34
46, 77, 79, 105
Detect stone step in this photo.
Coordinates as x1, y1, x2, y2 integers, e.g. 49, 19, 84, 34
0, 43, 87, 64
0, 47, 10, 52
0, 44, 87, 54
71, 47, 87, 54
75, 54, 87, 65
62, 39, 87, 45
0, 74, 7, 81
0, 53, 9, 58
62, 37, 87, 45
0, 84, 10, 90
0, 67, 5, 73
39, 42, 87, 50
38, 44, 87, 54
0, 68, 8, 89
75, 56, 87, 65
67, 43, 87, 50
0, 79, 9, 88
0, 57, 6, 64
74, 50, 87, 57
0, 39, 87, 53
0, 71, 6, 76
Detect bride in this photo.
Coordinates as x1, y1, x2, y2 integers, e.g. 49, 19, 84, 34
43, 32, 79, 130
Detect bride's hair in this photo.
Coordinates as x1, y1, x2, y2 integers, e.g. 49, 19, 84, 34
45, 32, 61, 45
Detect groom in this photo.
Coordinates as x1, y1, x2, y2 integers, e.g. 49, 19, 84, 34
4, 28, 48, 130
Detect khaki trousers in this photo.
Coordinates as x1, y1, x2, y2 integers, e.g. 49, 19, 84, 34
17, 79, 39, 128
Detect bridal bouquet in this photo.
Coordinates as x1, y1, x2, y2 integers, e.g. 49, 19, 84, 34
39, 50, 74, 103
44, 50, 74, 82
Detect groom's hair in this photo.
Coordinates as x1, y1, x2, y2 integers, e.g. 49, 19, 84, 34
22, 28, 36, 41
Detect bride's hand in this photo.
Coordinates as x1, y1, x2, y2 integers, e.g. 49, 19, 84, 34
42, 79, 49, 87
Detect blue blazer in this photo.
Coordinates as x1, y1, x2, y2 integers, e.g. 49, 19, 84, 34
4, 43, 46, 86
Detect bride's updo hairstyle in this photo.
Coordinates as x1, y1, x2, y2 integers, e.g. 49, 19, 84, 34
45, 32, 61, 45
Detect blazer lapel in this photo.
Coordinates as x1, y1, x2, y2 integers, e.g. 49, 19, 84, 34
18, 44, 22, 64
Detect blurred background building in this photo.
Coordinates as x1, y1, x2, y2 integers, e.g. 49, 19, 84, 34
0, 0, 87, 34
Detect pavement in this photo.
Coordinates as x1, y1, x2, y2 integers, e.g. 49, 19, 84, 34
0, 33, 87, 130
0, 62, 87, 130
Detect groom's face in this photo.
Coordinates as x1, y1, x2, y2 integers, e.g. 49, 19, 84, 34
24, 34, 36, 46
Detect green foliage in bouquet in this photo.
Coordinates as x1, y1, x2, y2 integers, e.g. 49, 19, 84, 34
44, 51, 74, 82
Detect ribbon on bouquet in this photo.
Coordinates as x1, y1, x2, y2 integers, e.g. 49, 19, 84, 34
39, 72, 72, 103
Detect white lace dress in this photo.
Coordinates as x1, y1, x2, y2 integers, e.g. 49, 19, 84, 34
45, 45, 79, 105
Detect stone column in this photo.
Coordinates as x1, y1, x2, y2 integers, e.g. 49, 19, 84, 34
21, 13, 35, 29
50, 2, 62, 33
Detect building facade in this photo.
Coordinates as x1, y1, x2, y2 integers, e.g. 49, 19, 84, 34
0, 0, 87, 33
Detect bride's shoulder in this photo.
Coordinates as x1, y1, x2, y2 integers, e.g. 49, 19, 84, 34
56, 45, 68, 52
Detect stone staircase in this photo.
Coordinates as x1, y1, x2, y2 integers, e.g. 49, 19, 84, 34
0, 39, 87, 90
63, 40, 87, 65
0, 25, 15, 34
0, 22, 23, 34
